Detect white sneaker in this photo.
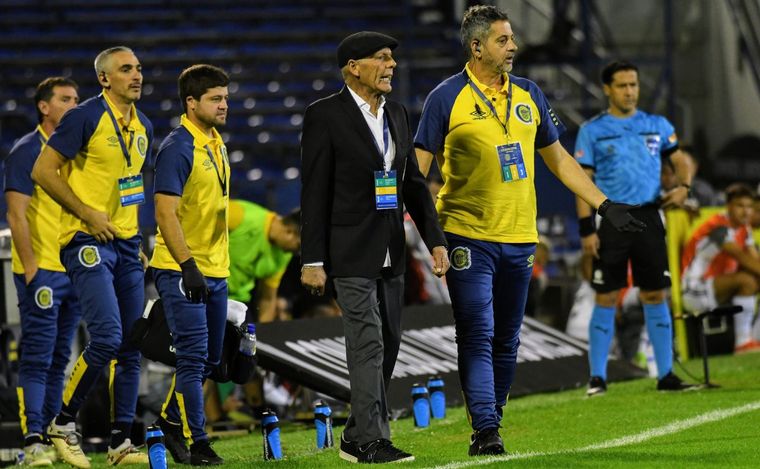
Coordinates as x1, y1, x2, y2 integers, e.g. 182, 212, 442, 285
46, 421, 90, 469
21, 443, 52, 466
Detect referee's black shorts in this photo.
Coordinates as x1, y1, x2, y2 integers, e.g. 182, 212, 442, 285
591, 204, 671, 293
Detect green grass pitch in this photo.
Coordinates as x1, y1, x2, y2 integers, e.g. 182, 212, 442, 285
80, 353, 760, 468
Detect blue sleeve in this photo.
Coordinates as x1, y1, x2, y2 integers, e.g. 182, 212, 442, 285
46, 105, 97, 160
3, 136, 39, 196
658, 116, 678, 153
153, 135, 193, 196
414, 88, 449, 155
574, 124, 595, 168
530, 84, 566, 148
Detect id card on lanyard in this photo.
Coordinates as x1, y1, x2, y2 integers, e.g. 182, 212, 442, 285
103, 97, 146, 206
467, 75, 528, 183
372, 113, 397, 210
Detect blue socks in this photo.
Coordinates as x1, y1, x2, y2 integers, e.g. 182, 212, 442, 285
588, 305, 616, 380
643, 302, 673, 379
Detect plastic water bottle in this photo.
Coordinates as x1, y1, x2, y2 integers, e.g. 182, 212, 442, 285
314, 400, 334, 449
427, 376, 446, 419
411, 383, 431, 427
239, 323, 257, 357
145, 425, 167, 469
261, 409, 283, 460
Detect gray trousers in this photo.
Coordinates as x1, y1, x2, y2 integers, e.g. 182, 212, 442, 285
333, 272, 404, 446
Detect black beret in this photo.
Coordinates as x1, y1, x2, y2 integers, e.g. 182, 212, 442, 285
337, 31, 398, 68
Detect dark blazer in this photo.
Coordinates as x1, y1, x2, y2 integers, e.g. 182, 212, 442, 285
301, 86, 446, 278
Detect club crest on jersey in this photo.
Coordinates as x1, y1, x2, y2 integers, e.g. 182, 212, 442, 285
136, 134, 148, 158
644, 134, 661, 156
450, 246, 472, 270
78, 245, 101, 268
515, 104, 532, 124
34, 286, 53, 309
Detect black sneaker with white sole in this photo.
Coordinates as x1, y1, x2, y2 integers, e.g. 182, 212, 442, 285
190, 439, 223, 466
356, 439, 414, 463
657, 371, 700, 391
468, 428, 505, 456
339, 434, 360, 463
587, 376, 607, 397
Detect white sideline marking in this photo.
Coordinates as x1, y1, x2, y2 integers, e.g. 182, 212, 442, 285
428, 400, 760, 469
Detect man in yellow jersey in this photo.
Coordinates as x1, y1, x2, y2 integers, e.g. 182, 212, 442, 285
150, 64, 230, 466
4, 77, 80, 466
32, 46, 152, 467
414, 5, 643, 456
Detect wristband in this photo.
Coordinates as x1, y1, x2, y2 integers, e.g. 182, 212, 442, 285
579, 216, 596, 237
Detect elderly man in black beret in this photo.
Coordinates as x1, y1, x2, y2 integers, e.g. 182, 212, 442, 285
300, 31, 449, 463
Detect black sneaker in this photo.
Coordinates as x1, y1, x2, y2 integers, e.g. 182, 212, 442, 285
190, 439, 223, 466
587, 376, 607, 397
468, 428, 505, 456
339, 433, 360, 463
356, 439, 414, 463
156, 417, 191, 464
657, 372, 700, 391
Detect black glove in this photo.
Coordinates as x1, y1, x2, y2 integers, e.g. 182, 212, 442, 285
597, 199, 647, 232
180, 258, 208, 304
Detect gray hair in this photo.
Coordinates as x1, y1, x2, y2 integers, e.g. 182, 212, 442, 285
94, 46, 134, 74
460, 5, 510, 58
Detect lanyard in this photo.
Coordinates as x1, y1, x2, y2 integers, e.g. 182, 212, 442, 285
102, 96, 135, 168
467, 76, 512, 136
370, 113, 391, 172
205, 144, 228, 196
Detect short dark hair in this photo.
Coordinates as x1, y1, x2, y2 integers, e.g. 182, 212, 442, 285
34, 77, 78, 123
725, 183, 755, 203
178, 64, 230, 112
601, 61, 639, 85
460, 5, 510, 58
282, 208, 301, 228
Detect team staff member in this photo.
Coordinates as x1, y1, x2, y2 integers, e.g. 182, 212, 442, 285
227, 199, 300, 322
575, 61, 697, 396
4, 77, 80, 467
150, 64, 230, 466
301, 31, 448, 463
32, 46, 152, 467
414, 5, 643, 456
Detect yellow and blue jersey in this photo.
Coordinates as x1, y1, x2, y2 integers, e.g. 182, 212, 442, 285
150, 114, 230, 278
415, 64, 565, 244
3, 126, 65, 273
46, 92, 153, 245
574, 110, 678, 205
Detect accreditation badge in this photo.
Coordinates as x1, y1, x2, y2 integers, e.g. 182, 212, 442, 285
374, 170, 398, 210
496, 143, 528, 182
118, 174, 145, 206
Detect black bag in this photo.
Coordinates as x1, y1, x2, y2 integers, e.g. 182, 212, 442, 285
129, 299, 257, 384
